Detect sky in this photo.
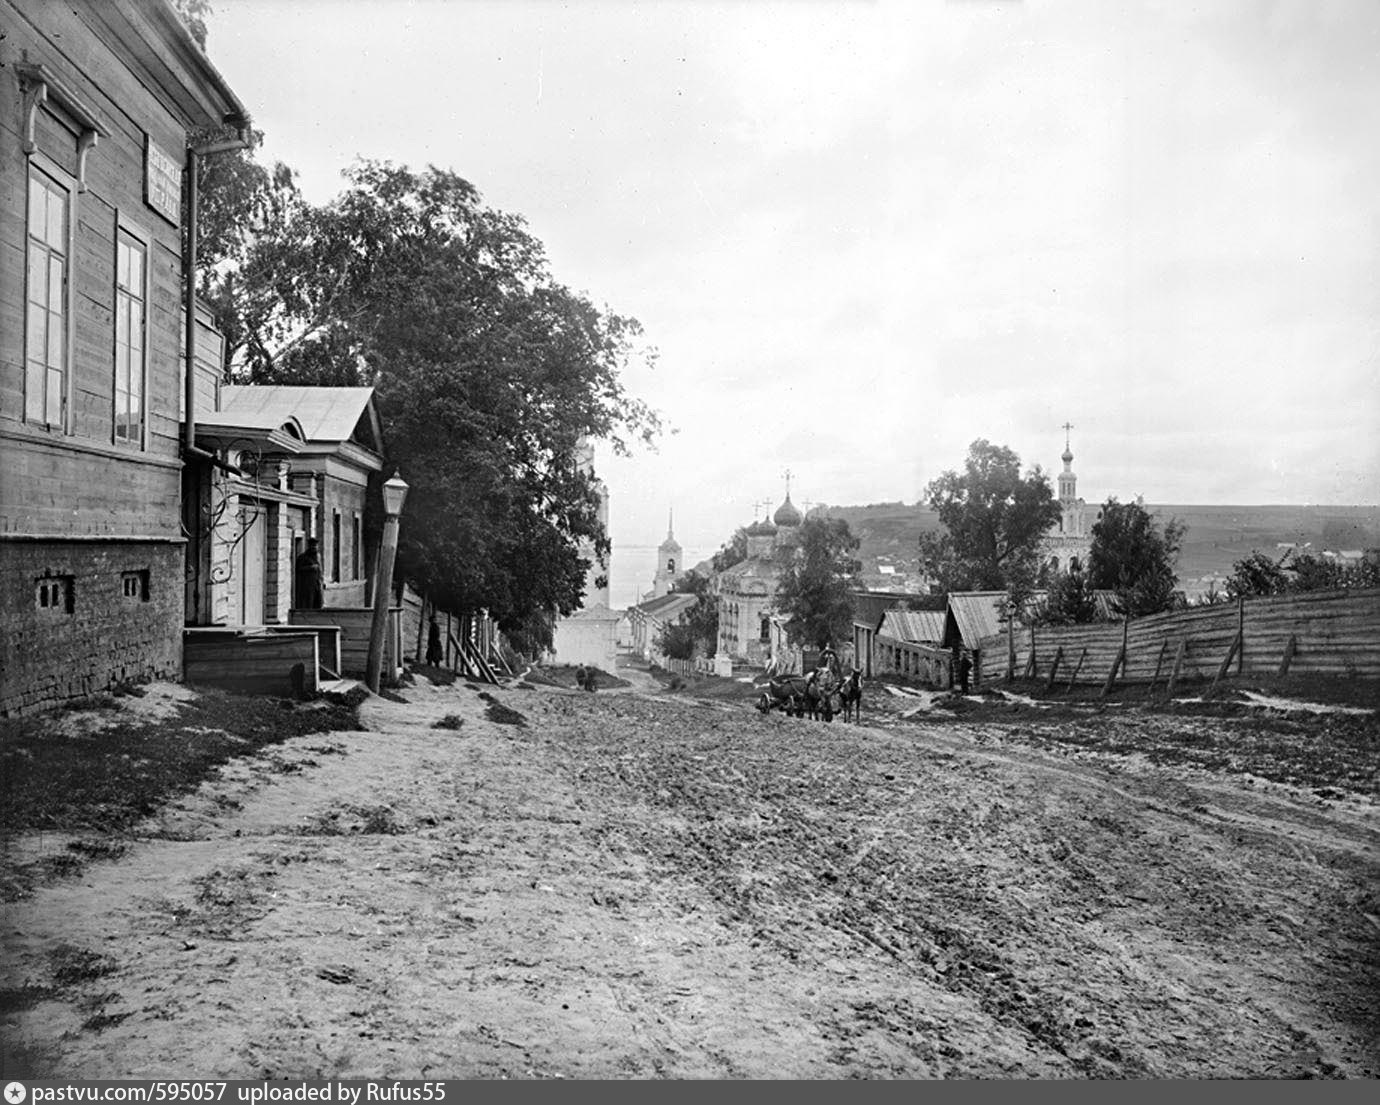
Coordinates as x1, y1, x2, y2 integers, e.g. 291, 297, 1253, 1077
204, 0, 1380, 564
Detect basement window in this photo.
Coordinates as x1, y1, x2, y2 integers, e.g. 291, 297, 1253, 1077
121, 569, 150, 602
36, 575, 74, 614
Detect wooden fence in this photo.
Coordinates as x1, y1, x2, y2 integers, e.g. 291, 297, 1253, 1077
184, 628, 321, 696
876, 640, 953, 688
399, 583, 506, 683
289, 607, 401, 680
977, 587, 1380, 690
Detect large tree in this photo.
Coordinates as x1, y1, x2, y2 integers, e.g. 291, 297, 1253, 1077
710, 528, 748, 573
918, 439, 1062, 593
205, 160, 660, 644
665, 569, 720, 657
1088, 499, 1186, 617
776, 517, 861, 649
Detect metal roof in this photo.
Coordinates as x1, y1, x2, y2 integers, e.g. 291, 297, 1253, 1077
878, 609, 945, 643
633, 593, 698, 621
945, 592, 1012, 649
219, 386, 381, 450
561, 603, 623, 622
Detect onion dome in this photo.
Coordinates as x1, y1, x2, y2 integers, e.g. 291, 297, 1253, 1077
746, 518, 778, 537
773, 494, 803, 527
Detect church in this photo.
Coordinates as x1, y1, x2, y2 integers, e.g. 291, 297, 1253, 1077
714, 487, 805, 666
1040, 426, 1093, 575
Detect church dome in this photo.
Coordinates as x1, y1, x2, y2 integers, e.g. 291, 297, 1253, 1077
1062, 445, 1074, 464
746, 518, 778, 537
773, 495, 803, 527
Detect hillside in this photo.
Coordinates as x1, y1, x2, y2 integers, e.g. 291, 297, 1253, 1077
807, 502, 1380, 594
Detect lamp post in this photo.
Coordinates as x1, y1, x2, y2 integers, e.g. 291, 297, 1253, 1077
366, 471, 409, 694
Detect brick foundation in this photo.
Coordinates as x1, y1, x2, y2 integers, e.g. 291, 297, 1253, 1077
0, 540, 184, 717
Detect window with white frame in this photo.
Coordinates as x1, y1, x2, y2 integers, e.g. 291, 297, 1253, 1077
114, 229, 147, 443
26, 165, 70, 428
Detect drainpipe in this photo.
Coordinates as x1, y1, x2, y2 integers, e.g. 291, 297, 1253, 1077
183, 144, 200, 455
183, 120, 251, 458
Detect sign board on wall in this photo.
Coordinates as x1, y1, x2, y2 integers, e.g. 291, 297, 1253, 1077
145, 134, 180, 224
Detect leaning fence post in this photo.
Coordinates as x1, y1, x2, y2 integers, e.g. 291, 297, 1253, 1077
1066, 647, 1087, 693
1148, 640, 1169, 696
1006, 605, 1016, 683
1101, 645, 1126, 698
1166, 639, 1187, 696
1237, 595, 1245, 675
1210, 630, 1243, 697
1277, 634, 1297, 677
1045, 646, 1064, 692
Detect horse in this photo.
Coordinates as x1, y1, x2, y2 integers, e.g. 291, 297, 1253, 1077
838, 668, 863, 722
756, 674, 810, 717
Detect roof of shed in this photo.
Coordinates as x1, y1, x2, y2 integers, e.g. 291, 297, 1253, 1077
945, 591, 1014, 649
219, 386, 381, 452
879, 609, 946, 643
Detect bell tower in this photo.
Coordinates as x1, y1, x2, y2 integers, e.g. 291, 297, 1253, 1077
652, 509, 683, 598
1058, 421, 1077, 506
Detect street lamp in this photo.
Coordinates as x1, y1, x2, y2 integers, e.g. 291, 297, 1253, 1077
366, 471, 409, 694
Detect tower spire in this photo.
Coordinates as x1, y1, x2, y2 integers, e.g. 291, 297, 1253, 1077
667, 507, 674, 540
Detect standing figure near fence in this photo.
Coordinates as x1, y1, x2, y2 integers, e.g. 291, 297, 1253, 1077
426, 616, 443, 667
958, 650, 972, 695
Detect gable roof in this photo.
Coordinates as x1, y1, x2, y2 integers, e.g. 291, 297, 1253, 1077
634, 593, 698, 621
944, 591, 1012, 649
561, 603, 623, 623
219, 386, 382, 453
879, 609, 945, 643
849, 589, 917, 631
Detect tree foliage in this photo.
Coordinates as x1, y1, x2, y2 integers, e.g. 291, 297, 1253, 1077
171, 0, 213, 48
1226, 549, 1379, 598
776, 517, 861, 649
666, 569, 719, 657
1088, 499, 1186, 617
917, 439, 1061, 593
1034, 565, 1101, 626
204, 160, 660, 643
710, 528, 748, 573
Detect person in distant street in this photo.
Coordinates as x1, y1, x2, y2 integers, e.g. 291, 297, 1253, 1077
426, 616, 443, 667
583, 666, 598, 692
574, 663, 588, 692
295, 538, 324, 609
957, 650, 972, 695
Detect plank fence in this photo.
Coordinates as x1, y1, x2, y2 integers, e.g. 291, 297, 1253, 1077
977, 587, 1380, 691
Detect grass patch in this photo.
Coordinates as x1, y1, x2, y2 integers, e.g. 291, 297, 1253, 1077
412, 663, 458, 687
48, 944, 117, 987
0, 687, 364, 839
431, 714, 465, 730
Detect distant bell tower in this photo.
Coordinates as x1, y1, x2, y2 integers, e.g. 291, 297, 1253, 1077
652, 509, 683, 599
1058, 421, 1078, 506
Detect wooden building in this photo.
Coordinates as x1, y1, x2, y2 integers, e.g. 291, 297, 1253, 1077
0, 0, 249, 715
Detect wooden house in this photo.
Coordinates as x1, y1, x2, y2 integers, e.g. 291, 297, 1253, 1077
0, 0, 248, 715
182, 383, 400, 687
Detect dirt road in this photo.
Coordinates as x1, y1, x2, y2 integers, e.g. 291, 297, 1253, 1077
2, 675, 1377, 1078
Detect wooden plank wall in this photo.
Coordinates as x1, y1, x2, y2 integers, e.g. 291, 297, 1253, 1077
184, 631, 320, 696
976, 587, 1380, 686
289, 607, 400, 678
